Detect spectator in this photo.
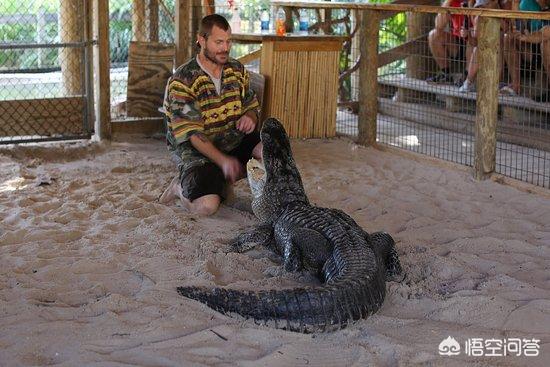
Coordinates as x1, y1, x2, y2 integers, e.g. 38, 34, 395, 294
502, 0, 550, 95
427, 0, 473, 84
458, 0, 504, 93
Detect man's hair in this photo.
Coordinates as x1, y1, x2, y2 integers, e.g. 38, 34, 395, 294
199, 14, 230, 39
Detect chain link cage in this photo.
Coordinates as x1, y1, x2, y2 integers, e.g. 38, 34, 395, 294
0, 0, 93, 144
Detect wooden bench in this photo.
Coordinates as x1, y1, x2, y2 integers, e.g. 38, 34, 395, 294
378, 74, 550, 123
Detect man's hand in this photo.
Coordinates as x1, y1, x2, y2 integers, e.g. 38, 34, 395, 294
220, 155, 244, 184
236, 113, 256, 134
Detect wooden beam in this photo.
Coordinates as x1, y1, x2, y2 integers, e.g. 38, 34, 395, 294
270, 1, 550, 21
474, 17, 499, 180
132, 0, 147, 41
149, 0, 159, 42
236, 48, 262, 65
377, 35, 426, 68
60, 0, 83, 95
203, 0, 215, 16
175, 0, 190, 67
191, 0, 202, 57
273, 40, 343, 52
159, 0, 174, 22
358, 9, 379, 146
93, 0, 111, 140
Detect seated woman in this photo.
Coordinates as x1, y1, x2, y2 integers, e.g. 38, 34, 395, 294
502, 0, 550, 95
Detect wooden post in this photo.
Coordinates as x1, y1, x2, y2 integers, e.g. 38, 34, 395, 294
149, 0, 159, 42
358, 9, 379, 146
474, 17, 499, 180
132, 0, 147, 41
191, 0, 202, 57
60, 0, 83, 95
175, 0, 190, 67
202, 0, 215, 16
406, 12, 433, 79
93, 0, 111, 140
350, 9, 360, 102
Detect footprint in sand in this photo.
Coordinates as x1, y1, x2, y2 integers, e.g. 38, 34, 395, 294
111, 166, 133, 174
32, 200, 63, 215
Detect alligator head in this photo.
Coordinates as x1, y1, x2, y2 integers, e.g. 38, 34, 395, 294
246, 118, 308, 222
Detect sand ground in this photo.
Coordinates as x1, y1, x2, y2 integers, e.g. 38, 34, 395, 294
0, 136, 549, 366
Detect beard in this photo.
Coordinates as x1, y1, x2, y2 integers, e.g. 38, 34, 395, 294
204, 47, 229, 66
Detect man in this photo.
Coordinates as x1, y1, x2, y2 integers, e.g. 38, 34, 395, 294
426, 0, 472, 84
159, 14, 261, 216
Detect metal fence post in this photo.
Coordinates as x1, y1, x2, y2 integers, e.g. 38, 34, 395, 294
358, 9, 379, 146
474, 16, 499, 180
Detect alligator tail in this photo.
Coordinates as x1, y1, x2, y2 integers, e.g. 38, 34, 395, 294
177, 273, 386, 333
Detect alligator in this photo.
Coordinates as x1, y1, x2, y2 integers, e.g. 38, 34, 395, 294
177, 118, 404, 332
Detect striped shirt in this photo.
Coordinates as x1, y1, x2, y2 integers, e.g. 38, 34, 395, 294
163, 57, 260, 175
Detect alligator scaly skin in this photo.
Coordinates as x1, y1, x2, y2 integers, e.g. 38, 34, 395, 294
178, 118, 403, 332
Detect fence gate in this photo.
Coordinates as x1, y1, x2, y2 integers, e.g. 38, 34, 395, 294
0, 0, 93, 144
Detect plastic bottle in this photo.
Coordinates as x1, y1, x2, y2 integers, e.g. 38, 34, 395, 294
231, 7, 241, 33
299, 10, 309, 35
275, 8, 286, 36
260, 10, 270, 32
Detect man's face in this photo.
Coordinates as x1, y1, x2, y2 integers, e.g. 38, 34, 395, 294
199, 25, 232, 65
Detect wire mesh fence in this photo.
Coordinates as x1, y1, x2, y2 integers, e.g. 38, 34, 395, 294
377, 10, 476, 166
1, 1, 548, 188
0, 0, 92, 143
279, 2, 549, 189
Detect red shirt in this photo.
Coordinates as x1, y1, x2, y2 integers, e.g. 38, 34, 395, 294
449, 0, 466, 38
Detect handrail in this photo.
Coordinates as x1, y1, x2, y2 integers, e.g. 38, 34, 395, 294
272, 1, 550, 20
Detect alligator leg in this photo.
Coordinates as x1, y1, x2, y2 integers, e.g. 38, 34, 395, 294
370, 231, 404, 282
228, 223, 274, 253
274, 222, 332, 274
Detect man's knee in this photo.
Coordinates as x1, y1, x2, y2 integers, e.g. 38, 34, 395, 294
191, 194, 221, 216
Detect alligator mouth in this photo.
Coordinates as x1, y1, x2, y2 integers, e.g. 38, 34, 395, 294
246, 158, 266, 199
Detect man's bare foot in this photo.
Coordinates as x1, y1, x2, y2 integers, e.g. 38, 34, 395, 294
158, 175, 182, 204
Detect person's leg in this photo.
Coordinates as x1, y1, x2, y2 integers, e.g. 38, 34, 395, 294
459, 46, 478, 92
187, 194, 221, 216
503, 33, 521, 94
468, 46, 479, 83
158, 174, 183, 204
159, 163, 225, 215
541, 38, 550, 88
428, 28, 457, 70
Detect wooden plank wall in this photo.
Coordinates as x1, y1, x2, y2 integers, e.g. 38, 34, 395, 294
260, 40, 341, 138
126, 41, 175, 117
0, 97, 85, 137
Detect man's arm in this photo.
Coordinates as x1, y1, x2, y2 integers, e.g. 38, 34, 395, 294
189, 133, 243, 183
